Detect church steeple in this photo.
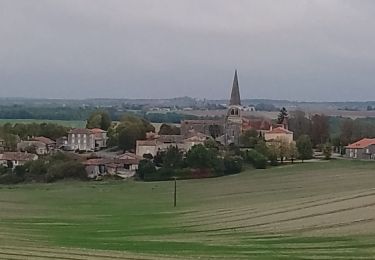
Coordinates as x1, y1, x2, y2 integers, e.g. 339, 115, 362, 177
229, 70, 241, 106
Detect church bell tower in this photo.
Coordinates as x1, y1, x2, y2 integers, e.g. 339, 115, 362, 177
225, 70, 242, 145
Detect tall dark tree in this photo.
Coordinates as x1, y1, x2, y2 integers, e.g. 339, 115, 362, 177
310, 114, 329, 146
296, 135, 313, 162
86, 110, 112, 130
340, 118, 354, 146
288, 110, 312, 139
277, 107, 288, 124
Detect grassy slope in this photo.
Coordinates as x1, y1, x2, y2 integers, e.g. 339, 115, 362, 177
1, 160, 375, 259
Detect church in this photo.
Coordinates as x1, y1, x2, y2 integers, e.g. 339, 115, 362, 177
181, 70, 272, 145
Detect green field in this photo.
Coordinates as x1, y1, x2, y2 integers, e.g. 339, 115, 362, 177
1, 160, 375, 259
0, 119, 86, 128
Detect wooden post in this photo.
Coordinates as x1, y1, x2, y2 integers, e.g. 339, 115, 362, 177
174, 177, 177, 207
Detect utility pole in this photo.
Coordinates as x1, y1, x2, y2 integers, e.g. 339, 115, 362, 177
173, 177, 177, 207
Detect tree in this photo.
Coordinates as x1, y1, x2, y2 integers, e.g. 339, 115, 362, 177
296, 135, 313, 162
340, 118, 354, 146
240, 129, 260, 148
185, 144, 218, 169
158, 124, 180, 135
289, 142, 299, 163
311, 114, 329, 146
289, 110, 312, 140
323, 143, 332, 160
278, 138, 290, 164
116, 116, 155, 152
137, 159, 157, 180
277, 107, 288, 124
163, 146, 183, 169
86, 110, 112, 130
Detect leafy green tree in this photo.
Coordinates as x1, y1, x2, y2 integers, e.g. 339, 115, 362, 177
240, 129, 260, 148
137, 159, 157, 180
289, 142, 299, 163
186, 144, 218, 169
223, 156, 243, 174
163, 146, 183, 168
323, 143, 333, 160
86, 110, 112, 130
296, 135, 313, 162
116, 116, 155, 152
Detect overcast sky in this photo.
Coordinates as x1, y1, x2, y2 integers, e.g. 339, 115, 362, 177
1, 0, 375, 101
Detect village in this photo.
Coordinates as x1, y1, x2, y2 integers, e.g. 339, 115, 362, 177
0, 71, 372, 183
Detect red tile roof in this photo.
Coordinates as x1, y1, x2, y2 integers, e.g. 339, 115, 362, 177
69, 128, 92, 134
90, 128, 107, 134
346, 138, 375, 149
32, 136, 56, 145
0, 152, 38, 162
266, 127, 293, 134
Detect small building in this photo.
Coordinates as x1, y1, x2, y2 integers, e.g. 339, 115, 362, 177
66, 128, 108, 152
67, 129, 95, 152
0, 152, 38, 169
345, 138, 375, 160
17, 140, 48, 155
90, 128, 108, 150
264, 126, 294, 144
83, 158, 110, 178
32, 136, 56, 152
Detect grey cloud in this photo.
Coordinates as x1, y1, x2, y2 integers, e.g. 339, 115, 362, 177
0, 0, 375, 101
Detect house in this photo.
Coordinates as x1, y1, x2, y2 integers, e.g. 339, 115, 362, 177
345, 138, 375, 160
264, 126, 294, 144
136, 132, 210, 157
83, 158, 110, 178
66, 128, 108, 152
32, 136, 56, 152
66, 129, 95, 151
56, 136, 68, 149
0, 152, 38, 169
17, 140, 48, 155
90, 128, 108, 150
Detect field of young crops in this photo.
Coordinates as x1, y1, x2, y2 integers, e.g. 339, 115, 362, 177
1, 160, 375, 259
0, 119, 86, 128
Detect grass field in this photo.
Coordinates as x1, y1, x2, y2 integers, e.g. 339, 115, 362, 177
1, 160, 375, 259
0, 119, 86, 128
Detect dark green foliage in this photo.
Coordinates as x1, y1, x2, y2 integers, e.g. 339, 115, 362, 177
277, 107, 288, 124
323, 143, 333, 160
137, 159, 157, 180
116, 116, 155, 152
45, 161, 86, 183
244, 149, 267, 169
145, 112, 198, 124
0, 122, 68, 141
158, 124, 180, 135
254, 140, 269, 157
208, 124, 222, 138
224, 156, 243, 174
297, 135, 313, 162
185, 144, 218, 169
240, 129, 260, 148
86, 110, 112, 130
163, 146, 184, 169
143, 153, 154, 160
0, 173, 24, 184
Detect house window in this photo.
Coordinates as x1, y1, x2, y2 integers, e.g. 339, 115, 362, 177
366, 148, 370, 154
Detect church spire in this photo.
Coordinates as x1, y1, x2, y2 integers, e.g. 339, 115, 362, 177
229, 70, 241, 106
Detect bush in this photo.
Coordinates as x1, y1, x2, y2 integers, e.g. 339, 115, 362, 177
137, 159, 157, 180
0, 173, 24, 184
224, 156, 243, 175
45, 161, 87, 183
244, 149, 267, 169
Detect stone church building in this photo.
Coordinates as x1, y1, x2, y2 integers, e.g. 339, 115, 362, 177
181, 70, 270, 145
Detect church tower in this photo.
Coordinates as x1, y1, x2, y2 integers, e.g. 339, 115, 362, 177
225, 70, 242, 145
